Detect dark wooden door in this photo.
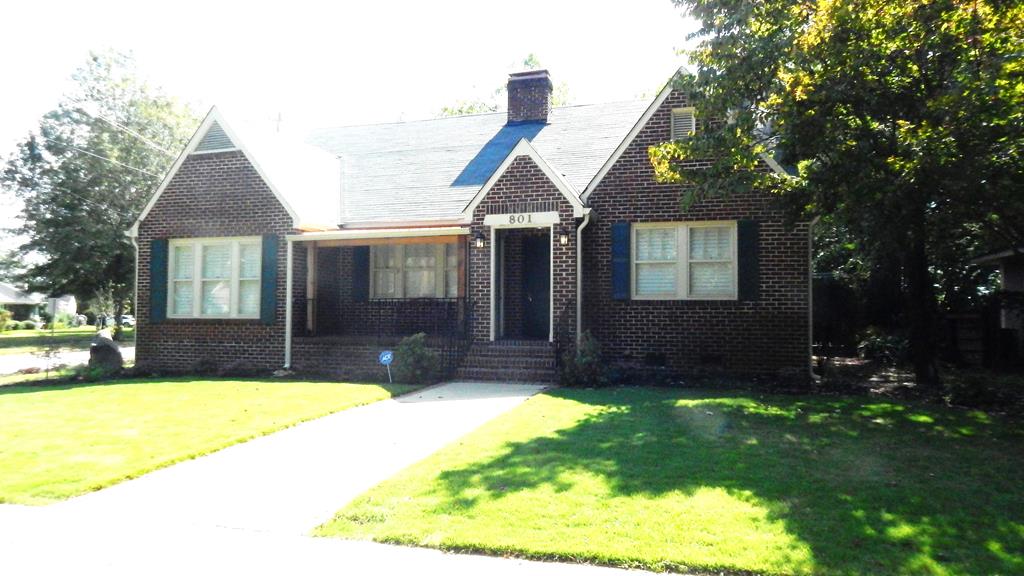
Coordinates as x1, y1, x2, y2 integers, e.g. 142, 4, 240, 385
521, 234, 550, 339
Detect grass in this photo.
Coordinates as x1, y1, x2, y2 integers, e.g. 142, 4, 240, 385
0, 367, 77, 386
0, 326, 134, 356
0, 377, 417, 505
317, 387, 1024, 575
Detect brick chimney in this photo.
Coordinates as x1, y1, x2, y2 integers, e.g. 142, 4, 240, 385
507, 70, 552, 124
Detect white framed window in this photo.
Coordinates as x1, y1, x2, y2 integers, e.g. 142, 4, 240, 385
370, 243, 459, 299
632, 222, 736, 300
671, 107, 697, 140
168, 236, 262, 318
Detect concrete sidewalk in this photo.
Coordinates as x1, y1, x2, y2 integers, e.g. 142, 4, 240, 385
0, 382, 656, 575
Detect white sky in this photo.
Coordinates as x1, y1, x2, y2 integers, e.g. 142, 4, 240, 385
0, 0, 698, 251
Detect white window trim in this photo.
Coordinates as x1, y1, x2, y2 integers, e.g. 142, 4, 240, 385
369, 243, 458, 299
671, 106, 697, 141
167, 236, 262, 319
631, 221, 737, 301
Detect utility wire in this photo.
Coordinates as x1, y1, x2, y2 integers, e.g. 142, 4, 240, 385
66, 97, 177, 158
41, 135, 162, 178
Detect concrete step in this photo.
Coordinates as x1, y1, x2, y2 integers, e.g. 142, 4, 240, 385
460, 355, 556, 369
454, 366, 558, 383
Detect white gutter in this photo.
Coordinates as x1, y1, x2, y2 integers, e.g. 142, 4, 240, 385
287, 226, 470, 242
576, 208, 592, 346
284, 238, 294, 369
338, 217, 471, 229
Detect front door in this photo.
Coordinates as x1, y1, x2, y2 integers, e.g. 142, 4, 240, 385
521, 234, 550, 339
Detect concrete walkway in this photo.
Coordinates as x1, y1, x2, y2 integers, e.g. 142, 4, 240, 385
0, 382, 651, 574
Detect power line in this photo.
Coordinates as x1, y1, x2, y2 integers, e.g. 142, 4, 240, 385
66, 97, 177, 158
41, 135, 162, 178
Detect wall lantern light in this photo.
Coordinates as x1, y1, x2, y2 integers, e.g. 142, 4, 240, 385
473, 230, 486, 249
558, 225, 570, 246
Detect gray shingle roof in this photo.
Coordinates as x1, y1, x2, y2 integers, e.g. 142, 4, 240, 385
306, 100, 650, 224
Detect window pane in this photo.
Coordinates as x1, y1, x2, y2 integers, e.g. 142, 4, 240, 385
172, 245, 193, 280
445, 269, 458, 297
405, 269, 435, 298
201, 280, 230, 315
636, 263, 677, 295
238, 279, 260, 315
690, 262, 733, 296
445, 243, 458, 268
690, 227, 731, 261
172, 281, 193, 315
373, 246, 397, 268
239, 243, 260, 278
373, 270, 397, 298
404, 244, 436, 268
636, 228, 677, 261
202, 244, 231, 279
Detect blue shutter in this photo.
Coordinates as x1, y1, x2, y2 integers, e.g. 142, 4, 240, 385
149, 239, 168, 324
260, 234, 279, 325
737, 220, 760, 301
352, 246, 370, 302
611, 222, 631, 300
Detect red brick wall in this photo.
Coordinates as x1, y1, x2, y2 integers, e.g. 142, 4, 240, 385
136, 150, 297, 372
469, 157, 578, 347
584, 90, 811, 377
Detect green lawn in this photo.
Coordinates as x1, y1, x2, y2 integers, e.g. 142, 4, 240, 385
0, 326, 134, 356
0, 378, 416, 505
317, 387, 1024, 575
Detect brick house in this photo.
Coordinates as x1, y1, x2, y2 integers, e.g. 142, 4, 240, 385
129, 69, 812, 382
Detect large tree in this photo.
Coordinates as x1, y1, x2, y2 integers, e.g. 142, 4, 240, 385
2, 51, 196, 334
653, 0, 1024, 385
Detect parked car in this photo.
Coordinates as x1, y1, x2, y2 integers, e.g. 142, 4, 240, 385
120, 314, 136, 327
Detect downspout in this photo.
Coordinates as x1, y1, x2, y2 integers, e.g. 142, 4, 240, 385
284, 238, 294, 369
576, 208, 592, 347
129, 229, 139, 333
808, 216, 820, 381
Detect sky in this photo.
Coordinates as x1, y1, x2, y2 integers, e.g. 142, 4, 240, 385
0, 0, 699, 252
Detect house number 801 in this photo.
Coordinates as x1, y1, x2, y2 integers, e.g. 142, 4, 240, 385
508, 213, 533, 224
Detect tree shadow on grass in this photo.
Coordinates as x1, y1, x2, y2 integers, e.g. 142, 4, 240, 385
432, 387, 1024, 575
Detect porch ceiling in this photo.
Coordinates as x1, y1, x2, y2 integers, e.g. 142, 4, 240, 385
287, 226, 470, 244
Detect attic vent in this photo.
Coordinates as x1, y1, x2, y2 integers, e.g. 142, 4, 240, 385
193, 121, 236, 153
671, 107, 696, 140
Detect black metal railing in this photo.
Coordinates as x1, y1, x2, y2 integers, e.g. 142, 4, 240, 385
294, 296, 471, 376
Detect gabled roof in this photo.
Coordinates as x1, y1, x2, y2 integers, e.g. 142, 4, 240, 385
130, 107, 342, 235
463, 139, 585, 218
0, 282, 45, 306
307, 100, 649, 224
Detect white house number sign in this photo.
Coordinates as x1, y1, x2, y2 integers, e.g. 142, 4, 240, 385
483, 211, 561, 227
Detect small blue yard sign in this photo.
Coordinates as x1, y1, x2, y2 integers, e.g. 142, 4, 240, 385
379, 350, 394, 383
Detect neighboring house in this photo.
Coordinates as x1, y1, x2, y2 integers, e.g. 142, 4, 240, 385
964, 248, 1024, 364
129, 69, 811, 381
0, 282, 45, 320
46, 294, 77, 318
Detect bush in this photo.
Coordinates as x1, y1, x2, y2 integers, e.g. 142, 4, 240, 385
560, 331, 610, 387
857, 327, 908, 364
391, 333, 441, 384
0, 309, 11, 331
21, 320, 37, 330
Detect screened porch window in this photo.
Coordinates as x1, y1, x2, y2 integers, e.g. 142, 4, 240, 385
370, 243, 459, 298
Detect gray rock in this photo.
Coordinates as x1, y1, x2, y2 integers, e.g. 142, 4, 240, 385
89, 329, 123, 371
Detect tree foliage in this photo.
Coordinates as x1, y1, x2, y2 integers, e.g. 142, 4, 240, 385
438, 54, 572, 117
656, 0, 1024, 385
1, 51, 196, 326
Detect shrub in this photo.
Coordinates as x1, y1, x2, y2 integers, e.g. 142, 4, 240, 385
560, 331, 609, 387
391, 333, 441, 385
0, 309, 11, 331
857, 327, 908, 364
21, 320, 37, 330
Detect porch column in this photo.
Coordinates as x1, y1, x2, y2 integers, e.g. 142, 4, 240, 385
306, 243, 317, 333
